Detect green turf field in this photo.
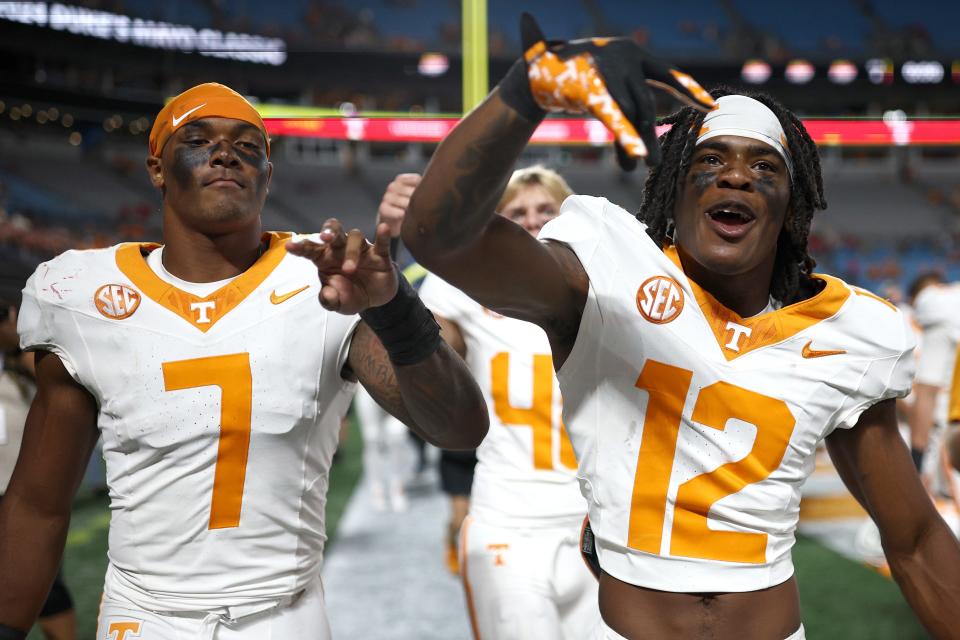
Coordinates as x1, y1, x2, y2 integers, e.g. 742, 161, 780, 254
30, 418, 929, 639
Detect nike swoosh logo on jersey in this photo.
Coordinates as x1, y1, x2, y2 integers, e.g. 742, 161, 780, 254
270, 285, 310, 305
801, 340, 846, 358
172, 103, 207, 127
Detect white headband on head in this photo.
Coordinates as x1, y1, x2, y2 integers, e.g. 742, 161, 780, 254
696, 95, 793, 177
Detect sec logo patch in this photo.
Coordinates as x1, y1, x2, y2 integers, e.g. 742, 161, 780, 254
95, 284, 141, 320
636, 276, 684, 324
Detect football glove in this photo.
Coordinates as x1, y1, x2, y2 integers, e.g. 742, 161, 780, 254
499, 13, 716, 169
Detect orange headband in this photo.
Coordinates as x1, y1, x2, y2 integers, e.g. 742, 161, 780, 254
149, 82, 270, 157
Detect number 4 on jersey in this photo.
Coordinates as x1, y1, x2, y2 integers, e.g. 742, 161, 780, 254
490, 352, 577, 471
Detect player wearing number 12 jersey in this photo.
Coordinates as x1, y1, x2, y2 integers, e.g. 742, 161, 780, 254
0, 83, 487, 640
403, 14, 960, 640
418, 167, 599, 639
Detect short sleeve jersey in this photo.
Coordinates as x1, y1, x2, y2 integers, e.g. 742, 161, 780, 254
419, 274, 585, 528
538, 196, 915, 592
18, 232, 359, 611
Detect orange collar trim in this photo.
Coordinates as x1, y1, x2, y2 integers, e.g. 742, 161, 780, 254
663, 246, 851, 360
116, 232, 291, 333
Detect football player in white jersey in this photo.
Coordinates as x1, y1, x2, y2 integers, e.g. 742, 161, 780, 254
910, 276, 960, 487
413, 166, 599, 639
401, 15, 960, 640
0, 82, 488, 640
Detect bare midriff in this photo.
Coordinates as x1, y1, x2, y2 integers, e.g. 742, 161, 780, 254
599, 572, 801, 640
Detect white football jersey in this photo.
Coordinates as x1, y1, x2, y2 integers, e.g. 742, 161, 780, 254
539, 196, 915, 593
913, 283, 960, 422
19, 232, 359, 611
419, 274, 585, 528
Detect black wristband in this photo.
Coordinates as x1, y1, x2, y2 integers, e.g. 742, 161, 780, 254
0, 624, 27, 640
497, 57, 546, 123
360, 268, 442, 366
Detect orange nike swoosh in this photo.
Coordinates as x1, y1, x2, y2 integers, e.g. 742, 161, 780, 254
802, 340, 847, 359
270, 285, 310, 305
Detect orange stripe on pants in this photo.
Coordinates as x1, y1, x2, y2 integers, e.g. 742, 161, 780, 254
459, 516, 482, 640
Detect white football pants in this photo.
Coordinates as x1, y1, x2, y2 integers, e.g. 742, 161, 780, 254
460, 515, 599, 640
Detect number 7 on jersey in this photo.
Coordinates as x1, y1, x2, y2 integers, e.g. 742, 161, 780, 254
163, 353, 253, 530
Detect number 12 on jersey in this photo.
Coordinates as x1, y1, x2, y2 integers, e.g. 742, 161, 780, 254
629, 359, 796, 564
163, 353, 253, 530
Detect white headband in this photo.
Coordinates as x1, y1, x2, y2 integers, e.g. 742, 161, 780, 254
696, 95, 793, 177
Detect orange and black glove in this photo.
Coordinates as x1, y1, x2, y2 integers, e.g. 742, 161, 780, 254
499, 13, 716, 169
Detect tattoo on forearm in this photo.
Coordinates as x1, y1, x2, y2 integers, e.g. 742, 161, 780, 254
350, 324, 412, 424
418, 102, 538, 248
351, 324, 479, 446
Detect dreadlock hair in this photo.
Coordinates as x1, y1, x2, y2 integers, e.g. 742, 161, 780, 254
637, 86, 826, 305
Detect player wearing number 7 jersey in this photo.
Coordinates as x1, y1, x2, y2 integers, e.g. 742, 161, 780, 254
416, 166, 599, 639
402, 13, 960, 640
0, 83, 487, 640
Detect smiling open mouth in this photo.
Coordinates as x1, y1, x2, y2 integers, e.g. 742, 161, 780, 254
705, 203, 756, 239
709, 209, 753, 224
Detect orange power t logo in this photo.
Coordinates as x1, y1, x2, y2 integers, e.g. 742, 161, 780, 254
108, 620, 142, 640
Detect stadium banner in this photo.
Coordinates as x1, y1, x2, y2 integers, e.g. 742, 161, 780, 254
263, 117, 960, 146
0, 1, 286, 65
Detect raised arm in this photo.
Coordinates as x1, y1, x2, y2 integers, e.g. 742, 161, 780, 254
0, 351, 100, 636
402, 14, 714, 353
401, 93, 585, 344
286, 219, 487, 450
826, 399, 960, 639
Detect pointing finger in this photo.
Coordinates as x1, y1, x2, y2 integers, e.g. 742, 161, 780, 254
342, 228, 367, 273
323, 222, 347, 249
642, 57, 715, 111
373, 223, 392, 257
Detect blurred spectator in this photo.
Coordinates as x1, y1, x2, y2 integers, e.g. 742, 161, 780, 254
0, 308, 77, 640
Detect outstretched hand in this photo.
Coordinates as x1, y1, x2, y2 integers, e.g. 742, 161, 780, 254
517, 12, 715, 169
286, 220, 398, 315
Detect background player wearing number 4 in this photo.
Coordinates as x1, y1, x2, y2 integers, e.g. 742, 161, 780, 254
402, 13, 960, 640
382, 167, 599, 639
0, 83, 487, 640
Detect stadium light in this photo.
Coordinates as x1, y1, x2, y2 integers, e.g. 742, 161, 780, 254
865, 58, 894, 85
828, 60, 858, 85
741, 59, 771, 84
418, 53, 450, 77
902, 60, 944, 84
785, 60, 815, 84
